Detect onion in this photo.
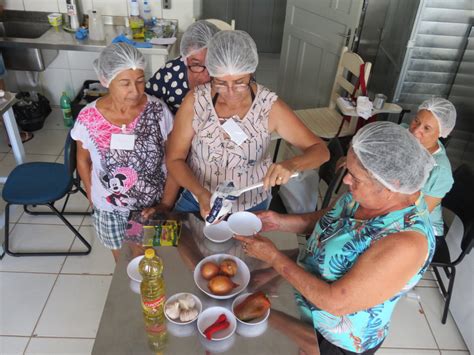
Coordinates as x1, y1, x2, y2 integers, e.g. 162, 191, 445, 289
200, 261, 220, 280
219, 259, 238, 277
208, 275, 239, 295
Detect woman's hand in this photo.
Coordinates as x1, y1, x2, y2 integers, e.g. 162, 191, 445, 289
234, 234, 280, 265
263, 162, 297, 190
254, 210, 282, 232
141, 203, 172, 219
196, 189, 212, 219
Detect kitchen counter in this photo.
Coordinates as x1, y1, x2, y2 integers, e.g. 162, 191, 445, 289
0, 23, 174, 55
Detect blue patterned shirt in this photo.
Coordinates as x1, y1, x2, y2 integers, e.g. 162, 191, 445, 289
145, 56, 189, 114
296, 192, 435, 353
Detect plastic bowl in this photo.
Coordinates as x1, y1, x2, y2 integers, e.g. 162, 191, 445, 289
126, 255, 144, 283
164, 292, 202, 325
193, 254, 250, 300
197, 306, 237, 341
231, 293, 270, 337
227, 211, 262, 236
203, 221, 234, 243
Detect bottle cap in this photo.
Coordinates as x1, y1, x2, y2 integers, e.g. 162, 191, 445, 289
144, 248, 155, 258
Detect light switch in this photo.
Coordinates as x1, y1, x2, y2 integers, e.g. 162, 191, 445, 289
163, 0, 171, 9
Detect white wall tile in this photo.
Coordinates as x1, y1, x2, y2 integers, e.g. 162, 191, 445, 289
47, 50, 70, 69
92, 0, 128, 16
39, 68, 73, 105
67, 50, 99, 70
23, 0, 59, 12
58, 0, 67, 12
70, 69, 98, 97
80, 0, 94, 13
58, 0, 93, 15
3, 0, 24, 10
162, 0, 195, 31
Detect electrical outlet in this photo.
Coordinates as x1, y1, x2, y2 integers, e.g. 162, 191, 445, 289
163, 0, 171, 9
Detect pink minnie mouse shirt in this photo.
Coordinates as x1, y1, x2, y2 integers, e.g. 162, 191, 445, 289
71, 95, 173, 213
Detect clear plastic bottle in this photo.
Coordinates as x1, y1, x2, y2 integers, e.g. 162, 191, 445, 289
139, 248, 166, 321
60, 92, 73, 128
123, 17, 133, 40
142, 1, 153, 28
129, 0, 145, 39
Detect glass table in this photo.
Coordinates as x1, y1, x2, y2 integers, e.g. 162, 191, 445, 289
92, 213, 318, 354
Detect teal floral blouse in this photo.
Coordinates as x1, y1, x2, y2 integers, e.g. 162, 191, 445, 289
296, 192, 435, 353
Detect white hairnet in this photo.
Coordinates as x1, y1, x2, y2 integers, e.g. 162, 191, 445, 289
206, 30, 258, 77
352, 121, 435, 194
93, 43, 146, 88
180, 20, 220, 58
418, 97, 457, 138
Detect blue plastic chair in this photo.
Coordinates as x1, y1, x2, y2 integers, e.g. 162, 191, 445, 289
2, 131, 91, 257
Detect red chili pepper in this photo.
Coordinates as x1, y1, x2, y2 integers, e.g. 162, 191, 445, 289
203, 314, 229, 340
204, 320, 230, 340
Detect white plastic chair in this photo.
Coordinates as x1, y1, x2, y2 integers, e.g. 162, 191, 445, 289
294, 47, 372, 139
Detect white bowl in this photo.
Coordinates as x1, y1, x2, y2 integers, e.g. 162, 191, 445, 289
203, 221, 234, 243
199, 333, 236, 353
227, 212, 262, 236
129, 280, 141, 294
166, 321, 197, 337
194, 254, 250, 300
164, 292, 202, 325
197, 306, 237, 341
126, 255, 144, 283
232, 293, 270, 337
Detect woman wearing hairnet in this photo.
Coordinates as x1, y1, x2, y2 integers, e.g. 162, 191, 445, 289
407, 97, 456, 237
72, 43, 178, 261
167, 30, 329, 218
145, 20, 219, 114
235, 122, 436, 354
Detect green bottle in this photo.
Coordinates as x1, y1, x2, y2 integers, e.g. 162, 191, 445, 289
60, 92, 73, 128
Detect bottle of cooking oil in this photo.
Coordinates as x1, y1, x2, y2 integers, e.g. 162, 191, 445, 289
139, 248, 166, 321
144, 314, 168, 354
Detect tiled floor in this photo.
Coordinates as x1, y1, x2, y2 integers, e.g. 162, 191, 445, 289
0, 110, 470, 354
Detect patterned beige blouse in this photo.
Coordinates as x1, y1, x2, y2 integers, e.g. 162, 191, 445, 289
189, 82, 278, 212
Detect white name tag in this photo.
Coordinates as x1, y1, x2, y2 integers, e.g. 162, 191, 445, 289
110, 133, 136, 150
221, 118, 248, 146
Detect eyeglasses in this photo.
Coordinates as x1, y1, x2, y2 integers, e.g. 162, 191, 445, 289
187, 65, 207, 73
211, 79, 252, 93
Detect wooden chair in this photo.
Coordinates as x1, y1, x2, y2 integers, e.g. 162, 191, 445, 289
202, 19, 235, 30
295, 47, 372, 139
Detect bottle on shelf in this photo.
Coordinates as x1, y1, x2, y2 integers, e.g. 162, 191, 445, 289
129, 0, 145, 39
123, 17, 133, 40
142, 1, 153, 28
60, 92, 73, 128
139, 248, 166, 321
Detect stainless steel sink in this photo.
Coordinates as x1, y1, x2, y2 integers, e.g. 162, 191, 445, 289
0, 21, 51, 38
0, 21, 58, 71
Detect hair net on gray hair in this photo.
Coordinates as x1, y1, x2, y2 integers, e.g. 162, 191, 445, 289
206, 30, 258, 77
418, 97, 457, 138
352, 121, 435, 194
180, 20, 220, 58
93, 43, 146, 88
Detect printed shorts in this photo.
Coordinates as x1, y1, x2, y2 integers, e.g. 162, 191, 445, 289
92, 208, 129, 250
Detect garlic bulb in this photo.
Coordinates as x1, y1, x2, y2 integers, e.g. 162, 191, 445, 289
178, 294, 196, 310
165, 300, 180, 320
179, 308, 198, 322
